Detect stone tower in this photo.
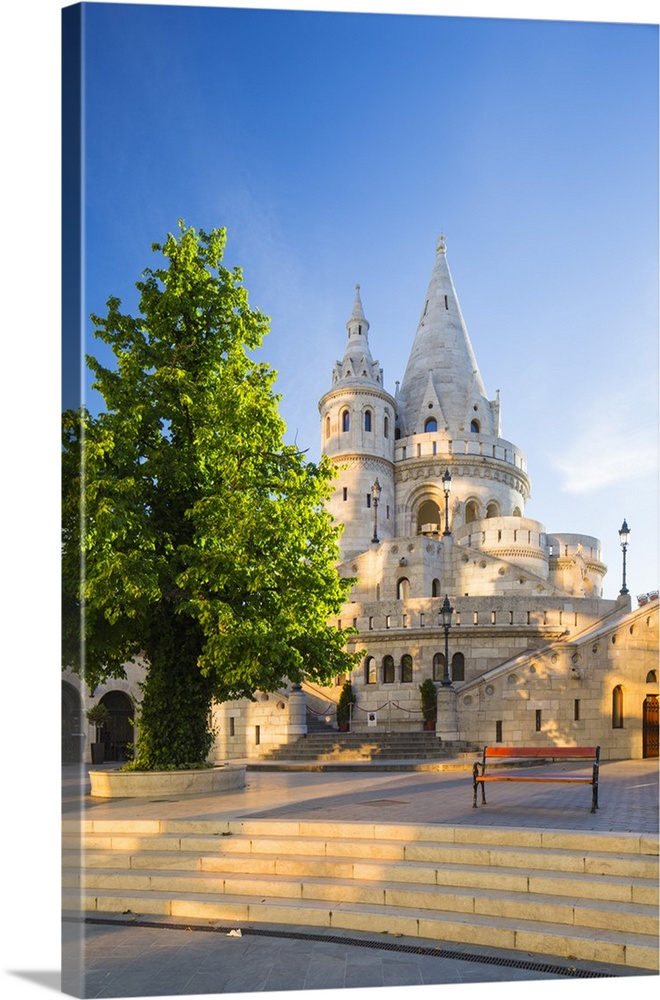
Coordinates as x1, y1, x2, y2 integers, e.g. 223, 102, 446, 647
318, 286, 396, 559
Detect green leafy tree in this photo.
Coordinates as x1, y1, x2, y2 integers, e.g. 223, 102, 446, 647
62, 223, 357, 770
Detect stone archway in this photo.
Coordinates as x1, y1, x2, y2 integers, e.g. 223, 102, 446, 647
417, 498, 442, 536
62, 681, 84, 763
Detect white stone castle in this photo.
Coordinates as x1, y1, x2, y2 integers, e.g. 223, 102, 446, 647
309, 235, 658, 758
62, 237, 658, 763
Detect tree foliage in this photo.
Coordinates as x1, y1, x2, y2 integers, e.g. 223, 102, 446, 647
62, 223, 357, 768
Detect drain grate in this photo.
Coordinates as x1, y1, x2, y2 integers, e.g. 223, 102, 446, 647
77, 917, 619, 978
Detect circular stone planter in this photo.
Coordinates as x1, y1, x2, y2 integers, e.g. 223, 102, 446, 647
89, 764, 246, 798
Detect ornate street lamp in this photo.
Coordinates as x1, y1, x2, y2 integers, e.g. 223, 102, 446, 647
442, 468, 452, 536
440, 594, 454, 686
619, 519, 630, 596
371, 479, 381, 544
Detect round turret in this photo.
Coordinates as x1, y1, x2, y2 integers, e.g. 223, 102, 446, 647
319, 287, 395, 558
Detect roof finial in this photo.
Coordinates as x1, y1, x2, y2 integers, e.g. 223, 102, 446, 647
437, 234, 446, 254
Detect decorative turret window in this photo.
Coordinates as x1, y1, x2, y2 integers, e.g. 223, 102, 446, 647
486, 501, 500, 518
432, 578, 440, 597
612, 686, 624, 728
384, 415, 389, 438
341, 409, 350, 432
470, 419, 480, 433
364, 409, 372, 432
325, 415, 331, 439
397, 577, 410, 600
425, 417, 438, 433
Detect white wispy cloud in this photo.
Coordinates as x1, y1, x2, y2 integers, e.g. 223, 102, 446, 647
552, 394, 658, 495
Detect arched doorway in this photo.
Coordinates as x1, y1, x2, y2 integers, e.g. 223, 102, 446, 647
100, 691, 135, 762
62, 682, 84, 763
642, 695, 659, 758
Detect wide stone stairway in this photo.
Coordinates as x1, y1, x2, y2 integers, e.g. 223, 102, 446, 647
251, 731, 481, 768
62, 817, 659, 972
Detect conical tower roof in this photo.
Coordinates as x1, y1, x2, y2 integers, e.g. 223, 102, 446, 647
330, 285, 383, 388
396, 236, 494, 437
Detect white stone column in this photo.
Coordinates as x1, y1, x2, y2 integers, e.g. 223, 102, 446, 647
436, 685, 460, 741
286, 685, 308, 740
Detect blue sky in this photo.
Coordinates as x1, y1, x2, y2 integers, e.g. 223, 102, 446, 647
70, 1, 658, 601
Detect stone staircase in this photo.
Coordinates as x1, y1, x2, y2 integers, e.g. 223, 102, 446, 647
62, 818, 659, 972
253, 731, 481, 767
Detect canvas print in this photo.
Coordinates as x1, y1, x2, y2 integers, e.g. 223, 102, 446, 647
61, 2, 659, 998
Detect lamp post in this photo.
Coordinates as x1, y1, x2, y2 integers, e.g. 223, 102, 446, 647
442, 468, 452, 535
619, 519, 630, 596
440, 594, 454, 686
371, 479, 381, 543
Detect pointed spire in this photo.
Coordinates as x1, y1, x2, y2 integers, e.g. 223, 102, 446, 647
330, 285, 381, 387
396, 236, 495, 437
347, 284, 369, 334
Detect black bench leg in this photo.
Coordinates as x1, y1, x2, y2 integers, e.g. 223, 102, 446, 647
591, 768, 599, 812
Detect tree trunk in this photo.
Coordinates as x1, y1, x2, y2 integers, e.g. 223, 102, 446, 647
133, 611, 215, 770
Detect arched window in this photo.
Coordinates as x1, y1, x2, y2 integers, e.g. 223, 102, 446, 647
465, 500, 479, 523
470, 419, 480, 433
384, 415, 389, 438
325, 415, 331, 439
424, 417, 438, 433
486, 501, 499, 518
364, 409, 372, 432
451, 652, 465, 682
646, 670, 658, 684
512, 506, 522, 517
401, 655, 413, 683
341, 409, 350, 432
365, 657, 377, 684
383, 655, 395, 684
395, 427, 401, 440
396, 577, 410, 600
612, 685, 624, 729
433, 653, 446, 682
431, 578, 441, 597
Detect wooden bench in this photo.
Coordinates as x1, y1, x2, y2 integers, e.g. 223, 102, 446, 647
472, 746, 601, 813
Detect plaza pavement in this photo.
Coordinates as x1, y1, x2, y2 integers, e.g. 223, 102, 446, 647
62, 757, 659, 997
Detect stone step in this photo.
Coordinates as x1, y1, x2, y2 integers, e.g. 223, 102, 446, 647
65, 864, 659, 937
62, 848, 658, 907
63, 817, 658, 851
62, 887, 659, 971
63, 832, 660, 880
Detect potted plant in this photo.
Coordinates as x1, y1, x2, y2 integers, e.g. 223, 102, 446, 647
86, 702, 111, 764
336, 681, 356, 732
419, 678, 438, 730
